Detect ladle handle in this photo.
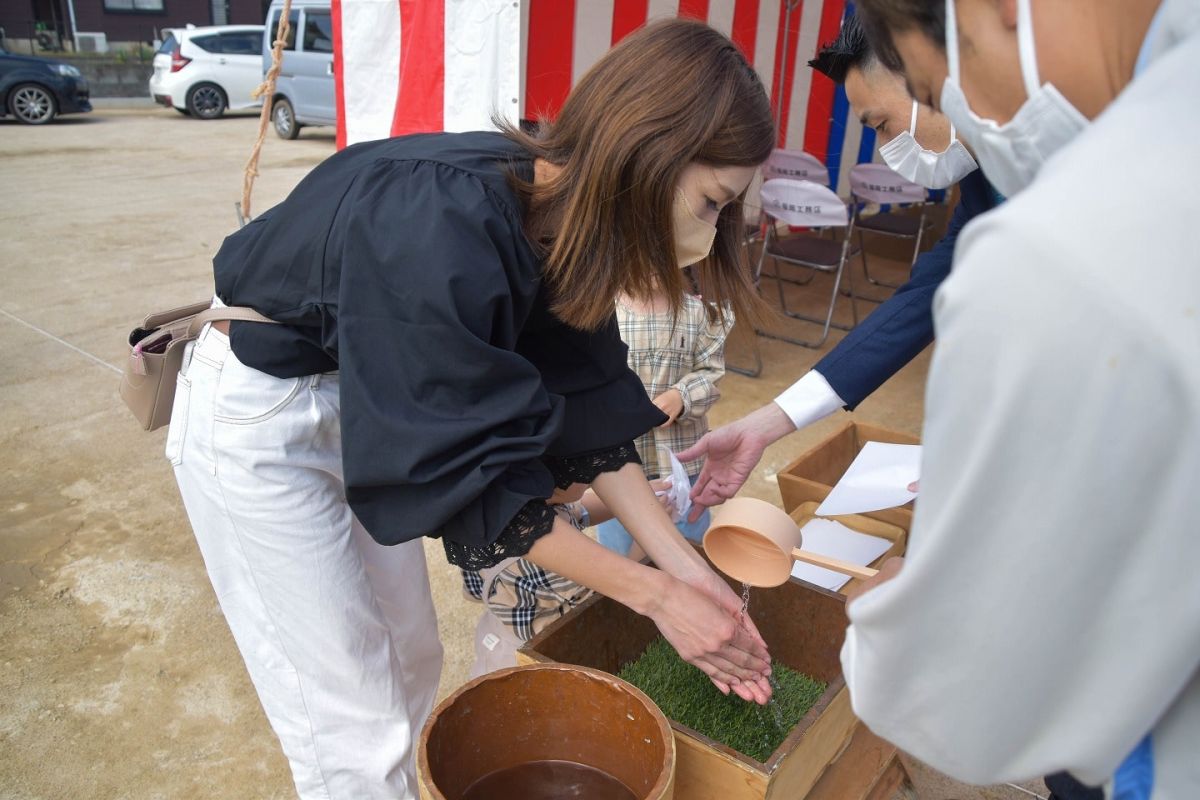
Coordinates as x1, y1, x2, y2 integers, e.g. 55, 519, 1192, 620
790, 548, 879, 580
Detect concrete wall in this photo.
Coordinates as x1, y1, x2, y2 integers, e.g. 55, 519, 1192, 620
58, 53, 151, 97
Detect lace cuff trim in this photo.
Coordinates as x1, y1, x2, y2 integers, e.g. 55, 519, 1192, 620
442, 442, 641, 569
443, 499, 557, 570
542, 441, 640, 489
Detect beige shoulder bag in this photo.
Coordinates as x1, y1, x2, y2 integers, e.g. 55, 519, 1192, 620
120, 301, 279, 431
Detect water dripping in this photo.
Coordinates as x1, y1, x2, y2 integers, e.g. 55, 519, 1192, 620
766, 672, 786, 731
738, 581, 752, 625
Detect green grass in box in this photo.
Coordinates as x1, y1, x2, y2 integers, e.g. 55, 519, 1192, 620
618, 637, 826, 763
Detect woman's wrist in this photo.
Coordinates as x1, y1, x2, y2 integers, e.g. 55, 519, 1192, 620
591, 463, 706, 577
655, 544, 711, 585
626, 566, 671, 616
628, 520, 709, 584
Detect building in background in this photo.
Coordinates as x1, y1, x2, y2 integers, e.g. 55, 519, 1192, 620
0, 0, 265, 55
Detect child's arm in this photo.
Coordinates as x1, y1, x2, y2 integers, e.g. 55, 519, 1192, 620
668, 311, 732, 423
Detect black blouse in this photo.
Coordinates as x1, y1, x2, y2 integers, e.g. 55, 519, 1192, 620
212, 131, 666, 567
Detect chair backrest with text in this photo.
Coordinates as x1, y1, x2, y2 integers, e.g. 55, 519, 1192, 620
758, 178, 847, 229
764, 149, 831, 188
846, 163, 933, 290
848, 163, 927, 205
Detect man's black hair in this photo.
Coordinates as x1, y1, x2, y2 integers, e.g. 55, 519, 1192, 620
856, 0, 946, 73
807, 13, 875, 84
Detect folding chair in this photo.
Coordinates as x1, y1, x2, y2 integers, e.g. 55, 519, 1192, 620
757, 149, 833, 289
847, 163, 932, 290
728, 155, 839, 375
755, 178, 861, 349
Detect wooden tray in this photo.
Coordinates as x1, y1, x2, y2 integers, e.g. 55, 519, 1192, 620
788, 501, 906, 596
777, 420, 919, 532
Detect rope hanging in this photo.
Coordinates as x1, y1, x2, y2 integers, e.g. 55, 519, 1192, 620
241, 0, 294, 221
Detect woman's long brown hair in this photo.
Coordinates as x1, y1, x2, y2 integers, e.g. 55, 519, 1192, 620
503, 18, 776, 332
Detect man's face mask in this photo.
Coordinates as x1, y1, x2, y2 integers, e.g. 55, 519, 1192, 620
879, 100, 978, 189
672, 188, 717, 268
940, 0, 1089, 197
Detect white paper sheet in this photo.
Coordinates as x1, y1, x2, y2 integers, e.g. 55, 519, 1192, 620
789, 518, 894, 591
814, 441, 922, 517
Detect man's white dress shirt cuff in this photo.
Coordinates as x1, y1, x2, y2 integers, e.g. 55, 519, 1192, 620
773, 370, 845, 431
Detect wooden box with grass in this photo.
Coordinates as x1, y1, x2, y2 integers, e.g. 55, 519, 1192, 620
517, 550, 858, 800
777, 419, 919, 531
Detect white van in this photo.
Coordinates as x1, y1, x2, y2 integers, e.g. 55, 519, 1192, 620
263, 0, 334, 139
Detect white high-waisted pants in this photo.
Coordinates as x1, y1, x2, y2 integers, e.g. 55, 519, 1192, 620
167, 322, 443, 799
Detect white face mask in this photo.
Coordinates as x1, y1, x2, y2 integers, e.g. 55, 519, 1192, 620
940, 0, 1089, 197
879, 100, 978, 188
672, 188, 717, 268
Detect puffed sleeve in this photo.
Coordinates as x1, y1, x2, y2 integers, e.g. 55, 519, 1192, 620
674, 304, 732, 421
334, 157, 564, 560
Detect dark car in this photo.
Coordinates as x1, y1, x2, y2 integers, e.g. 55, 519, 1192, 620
0, 45, 91, 124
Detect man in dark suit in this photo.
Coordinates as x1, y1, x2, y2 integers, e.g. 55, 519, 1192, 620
680, 14, 999, 510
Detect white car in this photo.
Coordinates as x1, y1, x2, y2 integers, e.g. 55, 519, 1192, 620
149, 25, 265, 119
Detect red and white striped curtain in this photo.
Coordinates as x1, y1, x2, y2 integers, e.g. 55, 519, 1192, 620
333, 0, 879, 195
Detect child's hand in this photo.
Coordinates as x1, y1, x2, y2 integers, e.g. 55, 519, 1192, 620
653, 388, 684, 426
648, 478, 674, 512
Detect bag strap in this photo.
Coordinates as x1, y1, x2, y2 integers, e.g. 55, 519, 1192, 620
185, 306, 281, 338
143, 301, 214, 330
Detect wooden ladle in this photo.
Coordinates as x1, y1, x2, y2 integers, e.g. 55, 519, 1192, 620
703, 497, 879, 588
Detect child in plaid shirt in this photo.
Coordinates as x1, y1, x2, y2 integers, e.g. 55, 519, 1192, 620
597, 290, 733, 558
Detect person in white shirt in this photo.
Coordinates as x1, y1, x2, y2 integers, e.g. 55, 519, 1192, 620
825, 1, 1200, 798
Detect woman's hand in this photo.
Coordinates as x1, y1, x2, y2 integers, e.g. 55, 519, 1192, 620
525, 508, 772, 704
646, 573, 773, 704
589, 464, 771, 701
675, 563, 774, 704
